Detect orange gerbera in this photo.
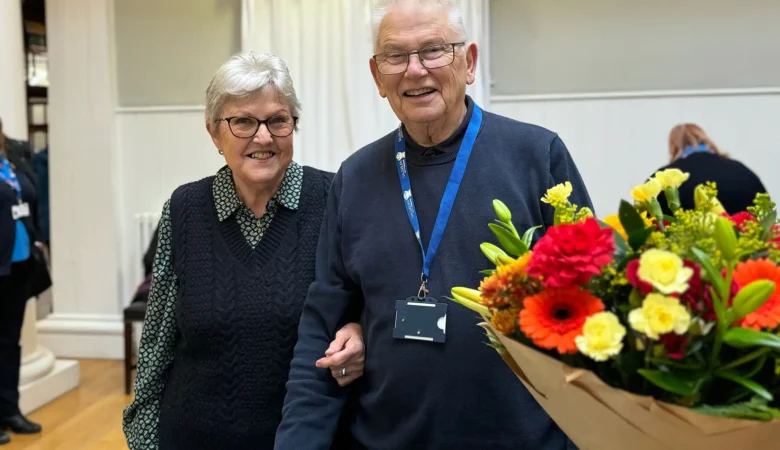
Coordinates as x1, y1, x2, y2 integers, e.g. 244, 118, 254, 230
480, 252, 533, 308
519, 286, 605, 354
732, 259, 780, 330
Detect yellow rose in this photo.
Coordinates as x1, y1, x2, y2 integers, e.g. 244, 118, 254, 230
628, 293, 691, 340
541, 181, 573, 205
654, 169, 690, 189
631, 178, 662, 203
575, 312, 626, 361
637, 249, 693, 295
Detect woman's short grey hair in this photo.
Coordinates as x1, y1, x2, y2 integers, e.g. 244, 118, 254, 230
371, 0, 468, 50
205, 51, 301, 125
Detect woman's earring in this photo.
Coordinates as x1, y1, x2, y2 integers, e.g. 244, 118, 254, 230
218, 150, 224, 155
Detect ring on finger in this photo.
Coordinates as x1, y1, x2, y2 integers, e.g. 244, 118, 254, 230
339, 367, 347, 378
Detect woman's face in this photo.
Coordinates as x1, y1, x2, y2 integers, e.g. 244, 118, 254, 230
208, 87, 294, 188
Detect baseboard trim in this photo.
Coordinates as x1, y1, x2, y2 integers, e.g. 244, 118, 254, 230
19, 360, 80, 415
37, 313, 124, 360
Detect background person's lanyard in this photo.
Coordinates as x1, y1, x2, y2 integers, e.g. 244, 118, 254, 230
0, 156, 23, 203
394, 104, 483, 299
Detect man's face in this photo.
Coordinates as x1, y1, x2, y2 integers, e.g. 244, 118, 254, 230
370, 2, 477, 127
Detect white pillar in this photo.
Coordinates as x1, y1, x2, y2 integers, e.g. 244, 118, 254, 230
36, 0, 125, 359
20, 299, 55, 386
0, 0, 28, 140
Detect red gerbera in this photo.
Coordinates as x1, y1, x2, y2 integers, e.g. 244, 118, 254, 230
527, 218, 614, 288
518, 286, 605, 354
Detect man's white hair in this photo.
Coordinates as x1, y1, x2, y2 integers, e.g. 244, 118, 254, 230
205, 51, 301, 125
371, 0, 468, 51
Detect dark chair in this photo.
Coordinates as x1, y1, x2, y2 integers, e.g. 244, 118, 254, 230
124, 220, 159, 394
123, 301, 147, 395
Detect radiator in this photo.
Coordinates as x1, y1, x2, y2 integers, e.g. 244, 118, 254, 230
133, 211, 161, 285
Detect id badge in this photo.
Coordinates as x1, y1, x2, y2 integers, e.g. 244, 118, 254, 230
11, 202, 30, 220
393, 297, 447, 343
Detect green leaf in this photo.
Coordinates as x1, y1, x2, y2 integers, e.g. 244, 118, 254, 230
479, 269, 496, 276
637, 369, 703, 397
489, 223, 528, 256
521, 226, 541, 248
694, 397, 780, 421
716, 371, 773, 401
663, 214, 677, 224
723, 327, 780, 349
744, 354, 768, 379
618, 200, 645, 234
759, 210, 777, 240
628, 288, 643, 308
690, 247, 727, 301
627, 227, 653, 251
731, 280, 776, 320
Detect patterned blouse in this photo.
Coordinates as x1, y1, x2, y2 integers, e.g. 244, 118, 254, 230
122, 162, 304, 449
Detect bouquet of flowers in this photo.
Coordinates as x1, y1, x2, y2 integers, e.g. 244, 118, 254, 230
451, 170, 780, 450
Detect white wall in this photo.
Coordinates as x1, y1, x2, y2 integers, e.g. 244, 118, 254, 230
492, 90, 780, 216
114, 0, 241, 106
490, 0, 780, 96
488, 0, 780, 216
115, 106, 224, 295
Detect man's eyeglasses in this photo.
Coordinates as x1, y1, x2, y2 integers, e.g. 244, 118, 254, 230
218, 115, 298, 138
373, 42, 466, 75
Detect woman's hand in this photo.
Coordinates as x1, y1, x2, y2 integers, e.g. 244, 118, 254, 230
315, 323, 364, 387
34, 241, 49, 264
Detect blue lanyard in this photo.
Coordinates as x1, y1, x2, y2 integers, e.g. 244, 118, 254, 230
0, 156, 22, 201
394, 104, 483, 298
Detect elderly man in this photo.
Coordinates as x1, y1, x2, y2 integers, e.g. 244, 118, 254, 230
275, 1, 592, 449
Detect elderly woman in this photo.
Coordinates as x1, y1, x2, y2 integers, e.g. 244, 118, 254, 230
122, 52, 365, 450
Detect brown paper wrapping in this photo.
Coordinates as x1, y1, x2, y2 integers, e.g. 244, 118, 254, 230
483, 320, 780, 450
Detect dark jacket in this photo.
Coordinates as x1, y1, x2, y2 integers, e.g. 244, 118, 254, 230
0, 153, 39, 276
276, 98, 590, 450
655, 152, 767, 215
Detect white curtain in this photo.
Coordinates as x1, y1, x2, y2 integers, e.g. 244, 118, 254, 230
457, 0, 491, 109
241, 0, 491, 171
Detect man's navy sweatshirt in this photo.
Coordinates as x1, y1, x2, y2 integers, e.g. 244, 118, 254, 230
275, 97, 593, 450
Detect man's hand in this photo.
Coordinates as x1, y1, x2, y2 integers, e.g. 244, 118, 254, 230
315, 323, 364, 387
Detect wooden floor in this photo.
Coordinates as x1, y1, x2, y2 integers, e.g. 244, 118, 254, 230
5, 360, 131, 450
